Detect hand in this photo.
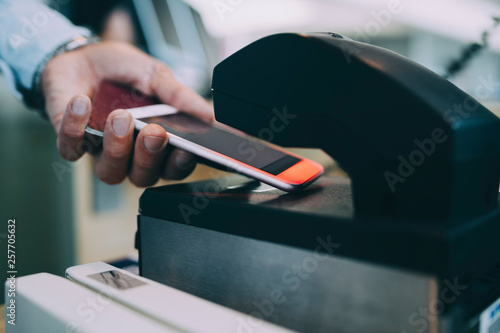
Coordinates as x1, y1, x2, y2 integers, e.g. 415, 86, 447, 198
42, 41, 214, 186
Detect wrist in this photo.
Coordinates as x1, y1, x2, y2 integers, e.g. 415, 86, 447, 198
21, 35, 101, 115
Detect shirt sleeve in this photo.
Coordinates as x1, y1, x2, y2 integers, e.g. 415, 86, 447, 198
0, 0, 92, 97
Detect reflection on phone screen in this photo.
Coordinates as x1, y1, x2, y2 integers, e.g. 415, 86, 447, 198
142, 112, 301, 175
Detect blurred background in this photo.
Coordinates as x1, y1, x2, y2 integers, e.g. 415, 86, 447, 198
2, 0, 500, 303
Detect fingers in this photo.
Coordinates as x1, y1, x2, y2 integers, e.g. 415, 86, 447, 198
161, 149, 197, 181
43, 42, 206, 186
57, 95, 92, 161
97, 118, 194, 185
129, 124, 168, 187
57, 96, 194, 185
146, 61, 214, 122
42, 51, 97, 132
95, 109, 134, 184
83, 43, 213, 122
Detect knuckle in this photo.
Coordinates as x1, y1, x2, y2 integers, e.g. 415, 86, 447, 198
103, 145, 130, 161
166, 84, 183, 105
147, 62, 173, 90
134, 157, 158, 170
60, 126, 83, 141
96, 169, 124, 185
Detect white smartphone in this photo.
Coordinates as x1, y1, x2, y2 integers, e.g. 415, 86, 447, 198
85, 84, 323, 192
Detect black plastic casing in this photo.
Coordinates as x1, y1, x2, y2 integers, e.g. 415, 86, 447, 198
212, 32, 500, 224
138, 33, 500, 332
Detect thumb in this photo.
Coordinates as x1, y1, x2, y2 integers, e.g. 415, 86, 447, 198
41, 51, 97, 133
56, 95, 93, 161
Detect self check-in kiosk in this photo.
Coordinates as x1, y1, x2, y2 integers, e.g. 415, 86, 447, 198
137, 33, 500, 333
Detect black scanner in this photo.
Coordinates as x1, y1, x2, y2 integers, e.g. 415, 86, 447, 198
138, 33, 500, 333
212, 32, 500, 222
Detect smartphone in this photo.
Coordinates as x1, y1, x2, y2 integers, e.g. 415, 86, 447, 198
86, 82, 323, 192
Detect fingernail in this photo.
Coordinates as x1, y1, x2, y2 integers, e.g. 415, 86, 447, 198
175, 150, 196, 170
72, 97, 88, 115
144, 136, 165, 153
112, 114, 130, 137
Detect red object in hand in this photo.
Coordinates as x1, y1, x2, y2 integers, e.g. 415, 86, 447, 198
87, 81, 157, 133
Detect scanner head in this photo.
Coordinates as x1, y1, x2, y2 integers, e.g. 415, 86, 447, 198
212, 32, 500, 223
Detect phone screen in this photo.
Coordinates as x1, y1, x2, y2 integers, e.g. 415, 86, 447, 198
141, 113, 301, 175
